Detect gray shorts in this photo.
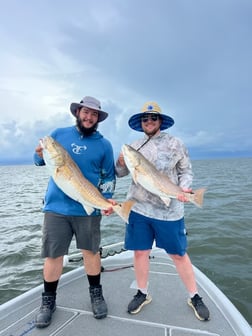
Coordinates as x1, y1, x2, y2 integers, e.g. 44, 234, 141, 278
41, 212, 101, 258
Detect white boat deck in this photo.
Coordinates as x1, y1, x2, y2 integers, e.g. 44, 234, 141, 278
0, 246, 251, 336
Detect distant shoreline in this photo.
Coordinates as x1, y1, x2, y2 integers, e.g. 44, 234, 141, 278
1, 155, 251, 166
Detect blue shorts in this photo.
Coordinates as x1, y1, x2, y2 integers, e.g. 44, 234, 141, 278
125, 211, 187, 256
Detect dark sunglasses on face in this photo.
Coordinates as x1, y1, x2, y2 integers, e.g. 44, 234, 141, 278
141, 114, 159, 123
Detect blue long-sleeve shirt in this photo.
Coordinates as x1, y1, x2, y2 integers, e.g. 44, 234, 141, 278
34, 126, 116, 216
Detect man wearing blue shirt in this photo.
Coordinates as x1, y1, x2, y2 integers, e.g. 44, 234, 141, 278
33, 96, 115, 328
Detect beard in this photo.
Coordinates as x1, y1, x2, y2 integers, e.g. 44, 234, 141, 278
144, 127, 160, 137
76, 117, 98, 137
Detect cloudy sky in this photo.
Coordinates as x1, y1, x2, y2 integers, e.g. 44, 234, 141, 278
0, 0, 251, 164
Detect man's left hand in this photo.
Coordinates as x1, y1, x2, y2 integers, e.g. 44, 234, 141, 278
177, 188, 193, 202
102, 199, 117, 216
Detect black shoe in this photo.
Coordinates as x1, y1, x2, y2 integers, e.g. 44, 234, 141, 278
127, 290, 152, 314
188, 294, 210, 321
89, 285, 108, 319
35, 292, 56, 328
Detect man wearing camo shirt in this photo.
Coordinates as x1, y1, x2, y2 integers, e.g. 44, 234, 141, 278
115, 101, 210, 321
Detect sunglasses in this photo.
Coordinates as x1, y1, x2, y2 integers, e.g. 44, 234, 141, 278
141, 114, 159, 123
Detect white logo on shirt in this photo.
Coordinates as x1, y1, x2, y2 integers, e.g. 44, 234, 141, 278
71, 143, 87, 154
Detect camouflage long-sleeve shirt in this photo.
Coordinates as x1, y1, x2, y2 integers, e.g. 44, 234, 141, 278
116, 132, 193, 221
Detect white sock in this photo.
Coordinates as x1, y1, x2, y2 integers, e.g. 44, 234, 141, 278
139, 288, 148, 295
189, 292, 198, 299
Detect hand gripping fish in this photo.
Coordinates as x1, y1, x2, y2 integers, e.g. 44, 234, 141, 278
40, 136, 133, 223
122, 144, 206, 208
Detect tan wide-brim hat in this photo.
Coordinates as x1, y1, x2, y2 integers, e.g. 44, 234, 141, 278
70, 96, 108, 122
128, 101, 174, 131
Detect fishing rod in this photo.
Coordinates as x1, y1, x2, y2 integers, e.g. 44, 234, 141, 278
63, 241, 126, 266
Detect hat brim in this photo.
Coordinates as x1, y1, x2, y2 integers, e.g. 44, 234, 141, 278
128, 112, 174, 132
70, 103, 108, 122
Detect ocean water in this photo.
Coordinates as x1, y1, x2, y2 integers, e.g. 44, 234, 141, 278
0, 158, 251, 325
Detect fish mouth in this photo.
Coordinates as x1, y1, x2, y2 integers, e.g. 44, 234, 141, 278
41, 137, 65, 166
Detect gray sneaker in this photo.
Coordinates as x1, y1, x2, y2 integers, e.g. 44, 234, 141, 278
89, 285, 108, 319
35, 292, 56, 328
128, 290, 152, 314
188, 294, 210, 321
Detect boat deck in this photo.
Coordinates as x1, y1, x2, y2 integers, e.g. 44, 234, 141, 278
0, 247, 251, 336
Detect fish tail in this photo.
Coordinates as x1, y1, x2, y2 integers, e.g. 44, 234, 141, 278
190, 188, 206, 208
113, 200, 135, 223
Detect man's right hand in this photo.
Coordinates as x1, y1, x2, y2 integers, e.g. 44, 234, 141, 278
117, 152, 125, 167
35, 144, 43, 158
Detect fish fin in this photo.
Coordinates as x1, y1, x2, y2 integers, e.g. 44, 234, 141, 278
113, 200, 135, 224
83, 204, 95, 215
132, 170, 139, 184
188, 188, 206, 208
133, 166, 149, 185
160, 196, 171, 207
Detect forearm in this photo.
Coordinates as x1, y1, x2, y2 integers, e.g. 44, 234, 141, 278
33, 152, 45, 166
115, 162, 129, 177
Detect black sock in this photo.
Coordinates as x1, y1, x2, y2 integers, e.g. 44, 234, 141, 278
87, 274, 101, 287
44, 279, 59, 294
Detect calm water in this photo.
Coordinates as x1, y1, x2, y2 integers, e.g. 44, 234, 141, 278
0, 158, 251, 325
